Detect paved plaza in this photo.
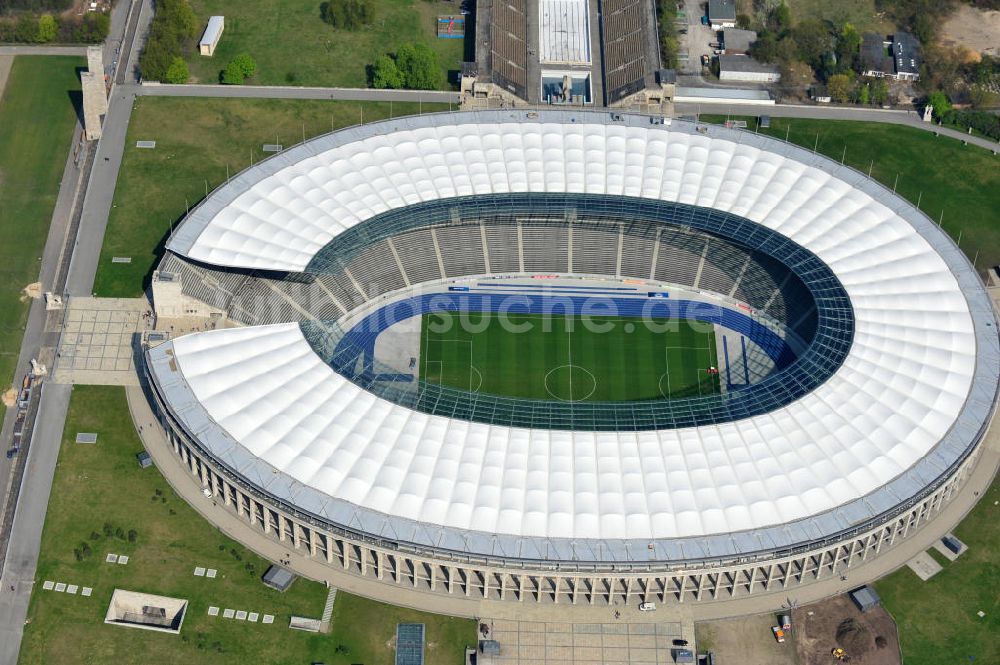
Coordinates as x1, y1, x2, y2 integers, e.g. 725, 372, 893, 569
53, 297, 151, 385
478, 619, 684, 665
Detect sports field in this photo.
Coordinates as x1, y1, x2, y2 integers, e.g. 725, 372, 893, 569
420, 313, 720, 401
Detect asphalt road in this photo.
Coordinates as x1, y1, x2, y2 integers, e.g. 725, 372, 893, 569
0, 385, 71, 665
137, 82, 461, 104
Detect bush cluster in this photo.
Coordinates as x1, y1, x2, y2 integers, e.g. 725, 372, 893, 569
371, 43, 442, 90
221, 52, 256, 85
138, 0, 197, 82
0, 11, 108, 44
319, 0, 374, 30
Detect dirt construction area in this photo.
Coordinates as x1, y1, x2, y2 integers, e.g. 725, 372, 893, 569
696, 612, 797, 665
940, 5, 1000, 56
793, 595, 901, 665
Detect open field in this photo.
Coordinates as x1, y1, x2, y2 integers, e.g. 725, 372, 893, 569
93, 96, 449, 298
701, 116, 1000, 270
787, 0, 892, 34
695, 612, 798, 665
0, 56, 83, 410
19, 385, 474, 665
185, 0, 466, 88
874, 476, 1000, 665
940, 4, 1000, 56
422, 312, 720, 401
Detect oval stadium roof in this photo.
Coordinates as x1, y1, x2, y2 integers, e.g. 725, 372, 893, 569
150, 110, 999, 561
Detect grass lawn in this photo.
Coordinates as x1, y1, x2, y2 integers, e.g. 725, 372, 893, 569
184, 0, 466, 88
93, 96, 449, 298
700, 116, 1000, 270
786, 0, 893, 34
421, 312, 720, 401
19, 385, 475, 665
0, 56, 83, 408
874, 477, 999, 665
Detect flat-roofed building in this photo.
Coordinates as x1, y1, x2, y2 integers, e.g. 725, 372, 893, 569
708, 0, 736, 29
718, 54, 780, 82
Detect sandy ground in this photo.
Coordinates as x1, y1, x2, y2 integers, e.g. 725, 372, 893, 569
696, 612, 798, 665
793, 595, 901, 665
941, 5, 1000, 56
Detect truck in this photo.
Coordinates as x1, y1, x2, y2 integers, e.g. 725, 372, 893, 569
772, 626, 786, 643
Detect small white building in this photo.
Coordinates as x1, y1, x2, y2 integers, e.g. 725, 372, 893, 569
718, 55, 780, 83
199, 16, 224, 56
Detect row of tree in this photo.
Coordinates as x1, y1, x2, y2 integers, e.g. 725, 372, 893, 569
657, 0, 680, 70
138, 0, 197, 83
0, 0, 71, 10
0, 11, 108, 44
371, 43, 442, 90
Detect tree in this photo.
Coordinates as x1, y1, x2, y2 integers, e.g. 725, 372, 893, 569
771, 2, 791, 33
827, 73, 853, 103
165, 56, 189, 83
871, 77, 889, 105
858, 82, 870, 105
14, 14, 37, 42
834, 22, 861, 74
928, 90, 951, 119
394, 42, 442, 90
792, 20, 832, 70
371, 54, 404, 89
36, 13, 56, 42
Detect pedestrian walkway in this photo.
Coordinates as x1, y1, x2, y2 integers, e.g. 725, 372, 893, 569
320, 585, 337, 632
478, 619, 683, 665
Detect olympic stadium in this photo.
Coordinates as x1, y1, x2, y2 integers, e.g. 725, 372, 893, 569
141, 109, 999, 605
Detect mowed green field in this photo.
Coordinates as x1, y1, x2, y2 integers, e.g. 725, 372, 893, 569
0, 56, 83, 410
184, 0, 465, 88
93, 96, 448, 298
421, 313, 720, 401
20, 385, 474, 665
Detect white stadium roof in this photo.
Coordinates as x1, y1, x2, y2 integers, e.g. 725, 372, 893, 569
154, 111, 998, 558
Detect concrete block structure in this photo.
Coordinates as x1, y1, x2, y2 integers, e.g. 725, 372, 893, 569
199, 16, 224, 56
81, 45, 107, 141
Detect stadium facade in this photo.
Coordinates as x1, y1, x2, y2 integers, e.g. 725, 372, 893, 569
142, 110, 999, 604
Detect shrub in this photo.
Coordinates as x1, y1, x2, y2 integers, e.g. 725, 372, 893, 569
165, 56, 189, 83
371, 54, 404, 89
127, 529, 138, 543
90, 531, 101, 541
36, 14, 56, 42
320, 0, 374, 30
81, 542, 92, 557
115, 527, 125, 540
73, 548, 83, 561
103, 522, 113, 537
221, 53, 256, 85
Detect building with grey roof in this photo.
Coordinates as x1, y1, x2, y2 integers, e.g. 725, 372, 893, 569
718, 54, 780, 82
861, 32, 921, 81
722, 27, 756, 54
708, 0, 736, 29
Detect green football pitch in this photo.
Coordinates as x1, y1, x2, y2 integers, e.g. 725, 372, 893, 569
419, 313, 721, 402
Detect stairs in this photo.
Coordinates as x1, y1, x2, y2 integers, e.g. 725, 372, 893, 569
320, 586, 338, 632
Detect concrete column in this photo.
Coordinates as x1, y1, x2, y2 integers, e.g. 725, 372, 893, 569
325, 535, 334, 564
291, 520, 301, 549
747, 567, 757, 595
589, 578, 597, 605
518, 575, 525, 602
500, 573, 507, 600
552, 577, 560, 604
465, 569, 473, 597
695, 574, 705, 601
342, 542, 351, 570
572, 577, 579, 604
677, 575, 685, 603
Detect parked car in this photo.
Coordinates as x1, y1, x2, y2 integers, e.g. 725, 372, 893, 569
700, 15, 708, 25
638, 602, 656, 612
